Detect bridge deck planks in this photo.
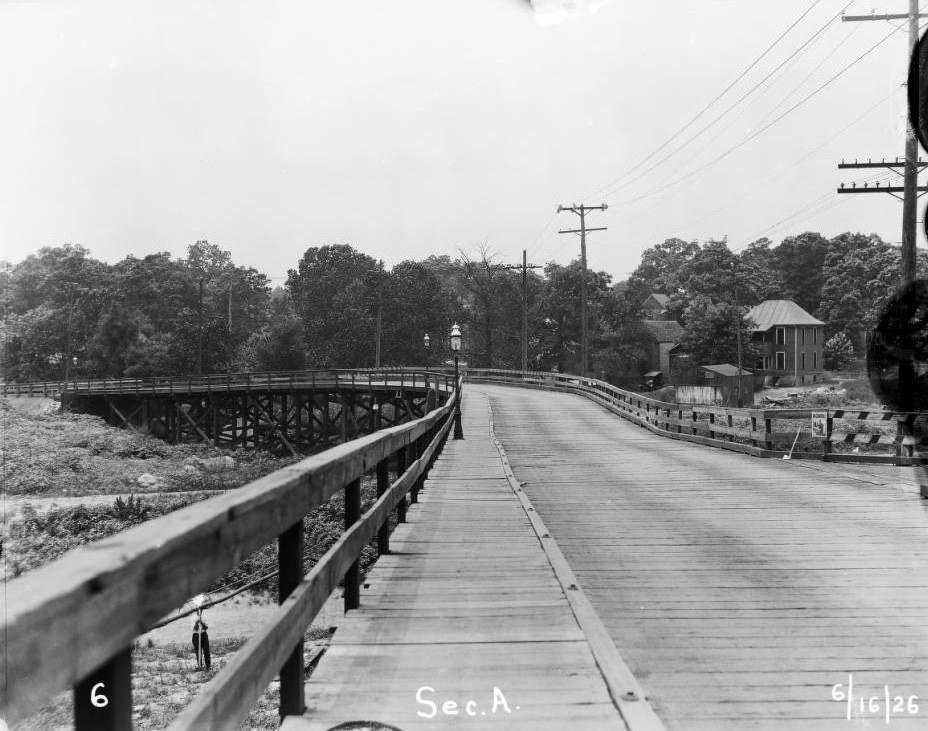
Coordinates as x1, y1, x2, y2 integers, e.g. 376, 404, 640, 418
479, 383, 928, 731
281, 390, 627, 730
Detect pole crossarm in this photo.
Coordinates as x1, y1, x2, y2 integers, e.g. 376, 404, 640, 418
842, 13, 928, 21
837, 186, 928, 193
839, 160, 928, 168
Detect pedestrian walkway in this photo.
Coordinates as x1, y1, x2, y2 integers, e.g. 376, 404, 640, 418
282, 390, 647, 730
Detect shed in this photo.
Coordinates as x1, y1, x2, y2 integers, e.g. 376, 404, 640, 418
676, 363, 754, 407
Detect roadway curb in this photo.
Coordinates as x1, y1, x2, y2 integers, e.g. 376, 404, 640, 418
483, 397, 667, 731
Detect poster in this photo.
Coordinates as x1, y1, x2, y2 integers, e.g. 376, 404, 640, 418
811, 411, 828, 438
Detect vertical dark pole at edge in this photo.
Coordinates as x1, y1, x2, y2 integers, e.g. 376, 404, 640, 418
74, 648, 132, 731
279, 519, 305, 717
345, 478, 361, 611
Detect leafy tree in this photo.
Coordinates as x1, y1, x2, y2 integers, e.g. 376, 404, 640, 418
625, 237, 699, 310
773, 231, 829, 314
381, 261, 459, 367
535, 259, 612, 373
679, 295, 759, 368
823, 331, 854, 371
286, 245, 381, 368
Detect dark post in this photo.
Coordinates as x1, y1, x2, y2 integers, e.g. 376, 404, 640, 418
453, 354, 463, 439
396, 448, 407, 523
74, 648, 132, 731
279, 519, 305, 717
377, 458, 390, 555
344, 478, 361, 611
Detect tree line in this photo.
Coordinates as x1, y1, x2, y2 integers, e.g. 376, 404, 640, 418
0, 230, 916, 384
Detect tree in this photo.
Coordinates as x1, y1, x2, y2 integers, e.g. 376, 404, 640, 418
679, 295, 759, 368
823, 332, 854, 371
532, 260, 613, 373
773, 232, 830, 315
380, 261, 459, 367
625, 237, 699, 310
287, 245, 381, 368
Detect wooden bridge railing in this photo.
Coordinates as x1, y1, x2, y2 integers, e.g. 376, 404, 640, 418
468, 368, 926, 464
0, 367, 454, 397
0, 378, 461, 730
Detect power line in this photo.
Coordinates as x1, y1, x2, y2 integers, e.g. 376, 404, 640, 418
610, 23, 902, 210
595, 2, 852, 202
584, 0, 828, 201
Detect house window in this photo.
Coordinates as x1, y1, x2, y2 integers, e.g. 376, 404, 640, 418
754, 358, 764, 370
813, 328, 818, 344
801, 352, 806, 370
764, 356, 771, 370
775, 327, 786, 345
776, 351, 786, 370
801, 328, 806, 345
813, 351, 817, 369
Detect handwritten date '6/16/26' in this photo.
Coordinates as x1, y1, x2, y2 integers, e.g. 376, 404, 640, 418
831, 675, 919, 723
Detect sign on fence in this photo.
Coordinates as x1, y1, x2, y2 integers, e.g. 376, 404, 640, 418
811, 411, 828, 438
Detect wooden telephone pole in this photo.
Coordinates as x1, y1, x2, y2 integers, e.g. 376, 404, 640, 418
501, 250, 543, 372
557, 203, 607, 377
839, 2, 928, 283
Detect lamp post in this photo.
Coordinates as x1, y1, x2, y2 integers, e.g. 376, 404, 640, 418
450, 323, 463, 439
423, 333, 430, 367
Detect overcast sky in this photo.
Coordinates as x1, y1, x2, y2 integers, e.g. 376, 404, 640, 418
1, 0, 923, 284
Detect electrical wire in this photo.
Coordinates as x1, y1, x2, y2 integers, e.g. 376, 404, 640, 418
609, 22, 903, 210
583, 0, 828, 201
594, 2, 852, 202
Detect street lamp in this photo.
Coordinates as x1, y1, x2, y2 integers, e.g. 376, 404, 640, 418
450, 323, 463, 439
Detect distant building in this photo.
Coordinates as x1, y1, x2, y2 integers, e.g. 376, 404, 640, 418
746, 299, 825, 386
641, 319, 686, 375
641, 293, 671, 320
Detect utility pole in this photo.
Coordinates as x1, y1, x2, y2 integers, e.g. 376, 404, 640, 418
841, 3, 928, 461
557, 203, 608, 377
840, 2, 928, 282
501, 250, 543, 372
227, 285, 232, 333
375, 260, 383, 367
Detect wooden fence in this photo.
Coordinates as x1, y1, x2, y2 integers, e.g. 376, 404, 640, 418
467, 369, 926, 464
0, 368, 452, 397
0, 379, 460, 730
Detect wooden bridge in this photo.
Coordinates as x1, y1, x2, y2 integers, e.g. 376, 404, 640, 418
3, 370, 928, 730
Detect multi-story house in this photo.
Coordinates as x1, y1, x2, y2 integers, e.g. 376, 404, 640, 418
746, 299, 825, 385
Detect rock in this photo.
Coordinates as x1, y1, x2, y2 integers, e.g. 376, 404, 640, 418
221, 456, 235, 469
137, 473, 160, 488
183, 464, 198, 473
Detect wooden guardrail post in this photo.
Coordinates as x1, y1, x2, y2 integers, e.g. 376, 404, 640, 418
727, 414, 734, 442
411, 434, 424, 504
709, 412, 716, 439
74, 648, 132, 731
278, 519, 305, 716
765, 416, 773, 451
396, 447, 407, 523
377, 458, 390, 555
823, 413, 833, 456
750, 416, 758, 447
344, 479, 361, 611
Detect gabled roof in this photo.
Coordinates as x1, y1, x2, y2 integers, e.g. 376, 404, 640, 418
700, 363, 752, 377
641, 320, 685, 343
642, 293, 670, 307
746, 299, 824, 330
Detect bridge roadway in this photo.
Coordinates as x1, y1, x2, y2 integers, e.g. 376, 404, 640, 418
285, 383, 928, 730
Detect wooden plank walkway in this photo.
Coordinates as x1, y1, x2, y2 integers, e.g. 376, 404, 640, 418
282, 390, 637, 730
480, 383, 928, 730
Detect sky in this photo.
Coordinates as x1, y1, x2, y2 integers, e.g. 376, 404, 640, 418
1, 0, 924, 285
